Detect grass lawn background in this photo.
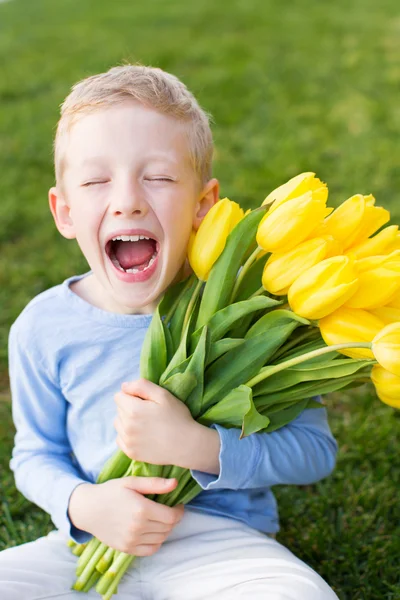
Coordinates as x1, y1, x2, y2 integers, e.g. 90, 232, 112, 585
0, 0, 399, 598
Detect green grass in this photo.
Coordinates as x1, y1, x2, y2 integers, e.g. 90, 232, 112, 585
0, 0, 400, 597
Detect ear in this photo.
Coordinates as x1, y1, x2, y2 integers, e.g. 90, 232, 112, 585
193, 178, 220, 231
48, 186, 76, 239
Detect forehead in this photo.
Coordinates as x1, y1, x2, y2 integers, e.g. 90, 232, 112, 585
63, 101, 192, 172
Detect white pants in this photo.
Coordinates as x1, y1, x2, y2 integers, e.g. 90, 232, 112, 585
0, 507, 339, 600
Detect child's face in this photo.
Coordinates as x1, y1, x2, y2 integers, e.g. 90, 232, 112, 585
49, 101, 218, 314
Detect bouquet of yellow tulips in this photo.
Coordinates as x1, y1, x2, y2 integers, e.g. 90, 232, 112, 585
68, 172, 400, 598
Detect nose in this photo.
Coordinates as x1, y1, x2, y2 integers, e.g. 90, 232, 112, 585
110, 177, 148, 217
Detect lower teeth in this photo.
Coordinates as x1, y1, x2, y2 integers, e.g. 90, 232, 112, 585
111, 252, 157, 273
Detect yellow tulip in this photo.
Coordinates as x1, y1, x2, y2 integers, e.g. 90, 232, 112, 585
370, 306, 400, 325
322, 194, 390, 251
345, 253, 400, 309
384, 231, 400, 254
345, 225, 399, 260
288, 255, 359, 320
256, 190, 328, 254
371, 365, 400, 408
262, 237, 329, 295
319, 307, 385, 358
346, 199, 390, 248
322, 195, 365, 247
188, 197, 244, 281
387, 288, 400, 310
372, 322, 400, 376
262, 172, 327, 212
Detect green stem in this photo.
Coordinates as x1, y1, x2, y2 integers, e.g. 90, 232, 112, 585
96, 553, 134, 595
96, 546, 115, 574
182, 279, 203, 333
230, 246, 264, 303
82, 569, 101, 592
73, 542, 108, 590
76, 538, 101, 576
270, 329, 318, 362
100, 555, 135, 600
245, 342, 372, 388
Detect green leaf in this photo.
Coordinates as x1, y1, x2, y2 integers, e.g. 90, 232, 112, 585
161, 372, 198, 401
264, 399, 310, 432
245, 309, 310, 339
199, 384, 269, 437
157, 275, 191, 323
185, 327, 211, 416
169, 274, 199, 350
234, 252, 271, 302
254, 371, 371, 411
163, 321, 175, 364
196, 206, 268, 329
241, 398, 270, 438
139, 303, 167, 383
207, 338, 245, 364
202, 322, 297, 410
159, 307, 197, 385
190, 294, 280, 351
252, 359, 372, 395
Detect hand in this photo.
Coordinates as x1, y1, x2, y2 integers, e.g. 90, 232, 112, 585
68, 477, 184, 555
114, 378, 221, 473
113, 378, 199, 468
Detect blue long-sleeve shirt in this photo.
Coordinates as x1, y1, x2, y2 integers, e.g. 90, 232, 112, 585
8, 271, 338, 544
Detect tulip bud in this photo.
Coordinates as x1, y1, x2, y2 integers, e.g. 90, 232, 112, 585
288, 255, 359, 320
370, 306, 400, 325
345, 225, 399, 260
319, 307, 385, 358
256, 189, 328, 254
188, 198, 244, 281
371, 365, 400, 409
262, 237, 329, 295
345, 253, 400, 309
372, 323, 400, 376
322, 195, 365, 247
262, 172, 327, 212
346, 199, 390, 248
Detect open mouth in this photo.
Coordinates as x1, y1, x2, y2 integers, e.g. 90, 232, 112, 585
105, 236, 159, 274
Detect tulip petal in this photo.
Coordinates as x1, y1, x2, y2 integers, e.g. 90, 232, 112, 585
345, 267, 400, 309
323, 194, 365, 247
319, 307, 384, 358
257, 191, 328, 253
262, 237, 328, 295
288, 256, 359, 320
262, 172, 326, 210
372, 322, 400, 376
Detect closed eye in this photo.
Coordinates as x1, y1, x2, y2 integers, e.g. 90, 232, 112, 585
81, 181, 109, 187
146, 177, 175, 182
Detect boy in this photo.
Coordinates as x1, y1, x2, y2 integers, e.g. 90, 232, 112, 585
0, 64, 339, 599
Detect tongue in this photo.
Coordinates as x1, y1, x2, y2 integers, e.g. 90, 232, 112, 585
114, 240, 155, 270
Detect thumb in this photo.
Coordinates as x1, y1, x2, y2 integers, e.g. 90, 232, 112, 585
123, 476, 178, 495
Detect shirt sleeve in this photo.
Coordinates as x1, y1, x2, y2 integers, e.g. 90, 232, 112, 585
190, 399, 338, 490
8, 323, 92, 544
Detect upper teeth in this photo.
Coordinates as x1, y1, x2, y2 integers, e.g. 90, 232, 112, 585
111, 235, 152, 242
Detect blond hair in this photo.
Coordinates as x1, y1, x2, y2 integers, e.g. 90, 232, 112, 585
53, 63, 214, 190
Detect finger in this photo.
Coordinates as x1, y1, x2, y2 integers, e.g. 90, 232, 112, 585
113, 414, 128, 437
134, 543, 162, 557
144, 497, 184, 526
124, 476, 178, 496
144, 520, 175, 534
138, 532, 169, 545
114, 391, 145, 414
115, 434, 131, 458
121, 378, 164, 404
